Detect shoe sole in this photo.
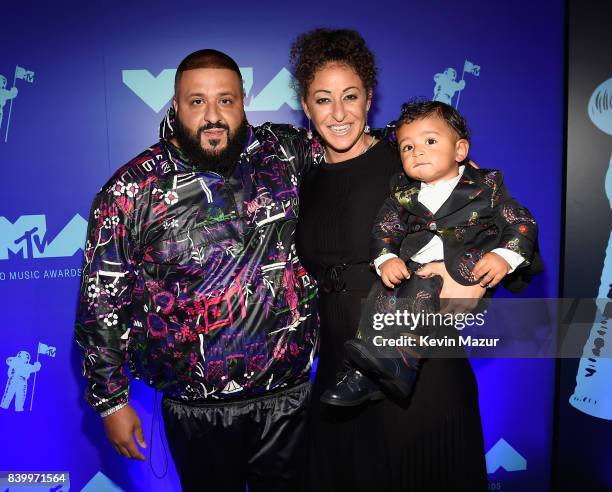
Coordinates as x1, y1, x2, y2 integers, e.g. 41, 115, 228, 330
344, 340, 413, 400
320, 390, 385, 407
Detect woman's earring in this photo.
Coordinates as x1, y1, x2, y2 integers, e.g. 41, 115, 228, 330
307, 119, 313, 140
364, 113, 370, 134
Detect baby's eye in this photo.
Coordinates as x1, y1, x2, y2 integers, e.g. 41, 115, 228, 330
402, 144, 414, 152
426, 138, 437, 145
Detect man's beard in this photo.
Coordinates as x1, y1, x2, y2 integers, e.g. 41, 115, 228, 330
173, 112, 249, 175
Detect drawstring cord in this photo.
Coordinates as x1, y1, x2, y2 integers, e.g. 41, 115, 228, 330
149, 389, 169, 479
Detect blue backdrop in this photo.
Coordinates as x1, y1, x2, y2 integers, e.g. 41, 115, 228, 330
0, 1, 563, 490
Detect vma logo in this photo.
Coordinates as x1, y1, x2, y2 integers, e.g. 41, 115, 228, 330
122, 67, 300, 113
0, 214, 87, 260
81, 471, 122, 492
485, 438, 527, 473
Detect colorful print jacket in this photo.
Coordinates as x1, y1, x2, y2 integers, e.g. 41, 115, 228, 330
75, 113, 322, 413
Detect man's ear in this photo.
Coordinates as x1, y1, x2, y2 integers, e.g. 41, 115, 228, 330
172, 97, 178, 112
455, 139, 470, 162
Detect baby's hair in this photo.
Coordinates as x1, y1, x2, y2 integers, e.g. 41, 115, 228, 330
396, 99, 470, 142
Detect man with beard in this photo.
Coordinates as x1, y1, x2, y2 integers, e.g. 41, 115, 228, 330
75, 49, 320, 492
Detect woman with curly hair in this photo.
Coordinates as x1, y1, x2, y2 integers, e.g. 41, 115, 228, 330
292, 28, 488, 491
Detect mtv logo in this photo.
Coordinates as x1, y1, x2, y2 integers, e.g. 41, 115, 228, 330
485, 438, 527, 473
122, 67, 300, 113
0, 214, 87, 260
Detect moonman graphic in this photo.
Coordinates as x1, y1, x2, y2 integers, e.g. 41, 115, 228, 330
433, 68, 465, 105
1, 351, 40, 412
0, 75, 18, 130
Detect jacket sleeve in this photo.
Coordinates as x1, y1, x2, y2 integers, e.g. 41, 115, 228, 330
370, 175, 411, 261
491, 172, 543, 292
492, 172, 538, 265
261, 123, 324, 186
75, 186, 139, 414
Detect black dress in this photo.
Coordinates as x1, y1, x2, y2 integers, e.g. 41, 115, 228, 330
296, 140, 488, 491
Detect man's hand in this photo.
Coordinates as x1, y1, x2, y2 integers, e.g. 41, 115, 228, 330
415, 262, 486, 314
379, 257, 411, 289
103, 404, 147, 461
472, 252, 511, 288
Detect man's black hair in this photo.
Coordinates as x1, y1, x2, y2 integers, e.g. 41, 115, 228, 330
175, 49, 242, 92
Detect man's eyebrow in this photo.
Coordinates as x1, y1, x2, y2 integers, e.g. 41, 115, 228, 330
185, 90, 239, 97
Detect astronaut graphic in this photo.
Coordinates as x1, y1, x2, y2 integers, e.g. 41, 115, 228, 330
570, 77, 612, 420
1, 342, 55, 412
1, 351, 40, 412
0, 74, 18, 130
433, 60, 480, 108
2, 65, 34, 142
433, 68, 465, 105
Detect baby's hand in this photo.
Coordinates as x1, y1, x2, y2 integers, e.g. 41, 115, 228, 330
379, 258, 411, 289
472, 252, 511, 288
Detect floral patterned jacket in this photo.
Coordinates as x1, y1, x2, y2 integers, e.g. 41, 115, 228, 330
371, 164, 542, 292
75, 112, 322, 413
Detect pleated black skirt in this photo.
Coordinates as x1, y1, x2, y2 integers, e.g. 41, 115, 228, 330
303, 290, 488, 492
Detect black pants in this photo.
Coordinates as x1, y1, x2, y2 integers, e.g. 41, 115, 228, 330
162, 381, 311, 492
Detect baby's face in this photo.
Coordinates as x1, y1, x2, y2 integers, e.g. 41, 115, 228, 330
396, 115, 469, 185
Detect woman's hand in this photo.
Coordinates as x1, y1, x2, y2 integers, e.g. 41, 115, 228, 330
415, 262, 486, 314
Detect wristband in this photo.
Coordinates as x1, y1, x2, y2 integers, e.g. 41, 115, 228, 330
100, 401, 128, 418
